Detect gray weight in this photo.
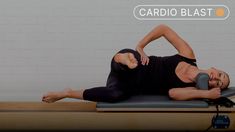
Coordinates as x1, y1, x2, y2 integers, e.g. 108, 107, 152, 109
196, 73, 210, 90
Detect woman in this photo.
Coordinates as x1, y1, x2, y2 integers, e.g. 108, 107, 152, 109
42, 24, 230, 103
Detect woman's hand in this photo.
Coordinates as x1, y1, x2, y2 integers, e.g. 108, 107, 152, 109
140, 51, 149, 66
207, 87, 221, 99
136, 46, 149, 65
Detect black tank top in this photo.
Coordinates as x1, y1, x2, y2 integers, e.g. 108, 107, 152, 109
140, 54, 197, 94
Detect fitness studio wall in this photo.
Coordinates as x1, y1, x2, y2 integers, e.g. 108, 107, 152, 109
0, 0, 234, 101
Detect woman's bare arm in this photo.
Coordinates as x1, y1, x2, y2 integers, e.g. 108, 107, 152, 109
136, 24, 196, 60
168, 87, 221, 100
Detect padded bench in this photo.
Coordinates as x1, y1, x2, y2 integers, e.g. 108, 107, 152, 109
96, 87, 235, 111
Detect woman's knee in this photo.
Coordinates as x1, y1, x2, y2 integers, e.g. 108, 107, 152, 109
107, 90, 126, 102
118, 48, 140, 58
118, 48, 135, 54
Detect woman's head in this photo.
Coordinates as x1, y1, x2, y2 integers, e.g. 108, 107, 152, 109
206, 67, 230, 90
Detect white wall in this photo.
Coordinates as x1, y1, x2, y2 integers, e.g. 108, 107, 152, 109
0, 0, 234, 101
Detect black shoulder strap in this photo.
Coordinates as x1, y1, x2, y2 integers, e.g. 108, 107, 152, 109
176, 54, 197, 66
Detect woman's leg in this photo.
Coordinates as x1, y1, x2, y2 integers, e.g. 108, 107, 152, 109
83, 49, 142, 102
42, 72, 128, 103
82, 72, 129, 102
42, 48, 139, 103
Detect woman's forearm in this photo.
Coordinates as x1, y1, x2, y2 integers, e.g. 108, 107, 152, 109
168, 87, 210, 100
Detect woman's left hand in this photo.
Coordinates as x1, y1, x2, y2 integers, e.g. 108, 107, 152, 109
136, 46, 149, 65
207, 87, 221, 99
140, 52, 149, 65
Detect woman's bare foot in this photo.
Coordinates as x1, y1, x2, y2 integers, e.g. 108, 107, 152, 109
114, 53, 138, 69
42, 88, 72, 103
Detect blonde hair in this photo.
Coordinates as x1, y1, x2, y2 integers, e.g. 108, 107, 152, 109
223, 72, 230, 89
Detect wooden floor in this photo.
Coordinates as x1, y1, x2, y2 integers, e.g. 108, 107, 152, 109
0, 101, 234, 131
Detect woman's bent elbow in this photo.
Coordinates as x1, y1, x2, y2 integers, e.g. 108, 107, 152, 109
168, 89, 184, 100
158, 24, 170, 31
169, 89, 177, 99
158, 24, 168, 29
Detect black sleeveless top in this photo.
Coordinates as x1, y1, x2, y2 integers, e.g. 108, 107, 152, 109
139, 54, 197, 94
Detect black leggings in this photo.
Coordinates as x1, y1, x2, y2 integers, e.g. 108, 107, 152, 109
83, 48, 143, 103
